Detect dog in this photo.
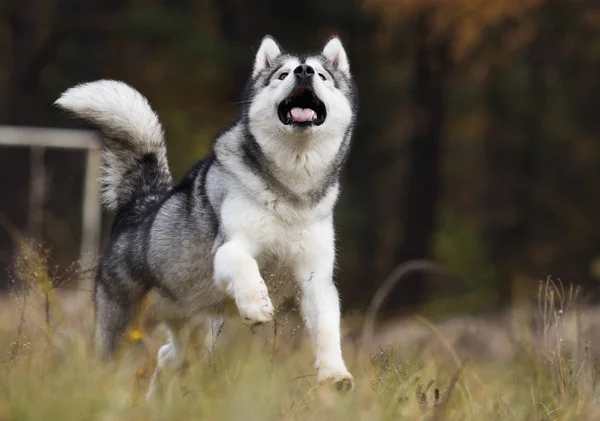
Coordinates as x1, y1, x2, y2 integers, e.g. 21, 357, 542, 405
55, 35, 357, 395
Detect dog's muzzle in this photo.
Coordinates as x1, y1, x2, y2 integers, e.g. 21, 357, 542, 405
278, 74, 326, 128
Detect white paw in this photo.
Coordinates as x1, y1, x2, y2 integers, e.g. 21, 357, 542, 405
235, 282, 274, 325
157, 343, 185, 371
317, 366, 354, 392
146, 342, 186, 401
146, 383, 158, 402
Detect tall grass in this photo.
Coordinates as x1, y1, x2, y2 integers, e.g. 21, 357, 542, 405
2, 248, 600, 420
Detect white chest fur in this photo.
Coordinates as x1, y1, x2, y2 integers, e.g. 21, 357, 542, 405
220, 183, 337, 265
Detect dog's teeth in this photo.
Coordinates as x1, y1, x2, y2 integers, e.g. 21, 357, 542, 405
312, 111, 317, 120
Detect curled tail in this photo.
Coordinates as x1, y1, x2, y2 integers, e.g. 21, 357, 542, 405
55, 80, 173, 211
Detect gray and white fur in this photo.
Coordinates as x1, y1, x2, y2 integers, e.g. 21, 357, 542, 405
55, 35, 357, 395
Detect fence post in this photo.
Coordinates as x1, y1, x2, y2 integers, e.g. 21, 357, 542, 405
80, 148, 101, 285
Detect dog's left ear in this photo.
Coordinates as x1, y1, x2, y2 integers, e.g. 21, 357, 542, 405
322, 36, 350, 75
253, 36, 282, 78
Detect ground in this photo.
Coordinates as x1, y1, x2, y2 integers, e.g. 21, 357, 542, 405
2, 277, 600, 421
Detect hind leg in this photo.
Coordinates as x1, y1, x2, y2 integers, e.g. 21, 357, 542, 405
146, 316, 225, 400
202, 316, 225, 358
94, 280, 146, 361
146, 323, 186, 400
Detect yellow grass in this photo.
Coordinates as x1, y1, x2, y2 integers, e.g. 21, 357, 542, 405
2, 248, 600, 421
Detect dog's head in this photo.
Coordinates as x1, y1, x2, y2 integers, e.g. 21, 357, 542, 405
244, 36, 356, 142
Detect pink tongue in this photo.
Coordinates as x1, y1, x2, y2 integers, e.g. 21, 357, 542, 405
290, 107, 314, 122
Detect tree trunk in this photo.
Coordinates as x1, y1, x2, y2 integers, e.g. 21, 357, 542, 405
384, 10, 449, 312
8, 0, 47, 125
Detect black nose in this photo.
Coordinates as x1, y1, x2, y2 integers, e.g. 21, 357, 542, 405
294, 64, 314, 79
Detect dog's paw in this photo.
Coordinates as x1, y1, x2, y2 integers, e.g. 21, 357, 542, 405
318, 368, 354, 392
235, 284, 274, 325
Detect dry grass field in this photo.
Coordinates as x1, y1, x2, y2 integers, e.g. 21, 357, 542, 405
2, 244, 600, 420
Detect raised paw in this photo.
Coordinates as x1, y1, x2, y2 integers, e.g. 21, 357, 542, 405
318, 369, 354, 392
235, 285, 274, 325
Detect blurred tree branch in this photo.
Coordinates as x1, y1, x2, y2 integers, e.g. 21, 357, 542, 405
8, 0, 122, 124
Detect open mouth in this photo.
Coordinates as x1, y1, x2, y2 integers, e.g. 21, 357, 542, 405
278, 86, 326, 127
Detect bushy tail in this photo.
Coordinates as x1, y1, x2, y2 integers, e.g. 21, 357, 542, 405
55, 80, 173, 211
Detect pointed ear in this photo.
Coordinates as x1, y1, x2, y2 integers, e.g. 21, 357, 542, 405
253, 36, 282, 77
322, 36, 350, 74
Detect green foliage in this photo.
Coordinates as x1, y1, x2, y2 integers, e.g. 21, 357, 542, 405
431, 210, 500, 315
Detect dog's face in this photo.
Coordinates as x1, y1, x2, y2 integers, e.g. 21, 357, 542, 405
245, 36, 356, 142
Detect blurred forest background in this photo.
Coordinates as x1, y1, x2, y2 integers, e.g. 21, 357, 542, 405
1, 0, 600, 319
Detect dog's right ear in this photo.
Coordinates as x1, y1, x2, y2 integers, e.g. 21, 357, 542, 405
322, 36, 350, 75
253, 36, 282, 78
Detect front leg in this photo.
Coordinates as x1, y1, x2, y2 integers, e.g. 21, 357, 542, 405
296, 220, 353, 391
214, 240, 274, 324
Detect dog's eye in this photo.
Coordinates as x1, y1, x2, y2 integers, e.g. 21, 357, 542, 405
278, 72, 289, 80
318, 73, 326, 81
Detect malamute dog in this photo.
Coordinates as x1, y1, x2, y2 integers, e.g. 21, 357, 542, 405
55, 35, 357, 394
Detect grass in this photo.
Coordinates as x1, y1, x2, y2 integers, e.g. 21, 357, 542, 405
1, 243, 600, 420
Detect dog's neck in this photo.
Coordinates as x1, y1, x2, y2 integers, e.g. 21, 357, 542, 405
248, 123, 345, 195
214, 123, 347, 214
